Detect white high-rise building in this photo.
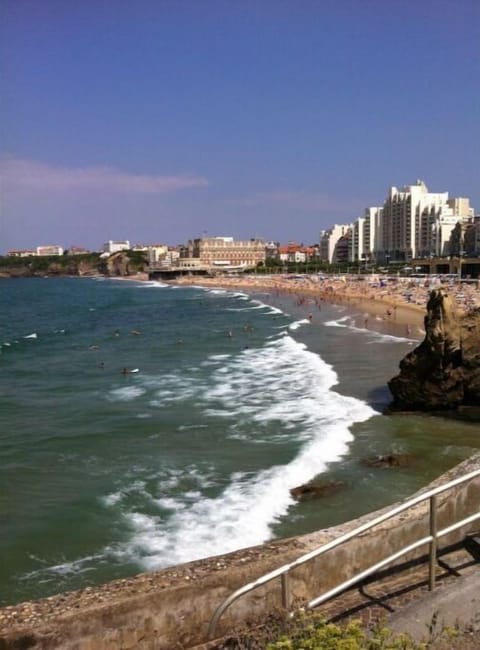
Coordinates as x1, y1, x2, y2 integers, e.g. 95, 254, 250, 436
319, 224, 351, 263
349, 207, 382, 263
378, 180, 469, 262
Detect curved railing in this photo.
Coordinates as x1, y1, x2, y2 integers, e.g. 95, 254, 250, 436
208, 467, 480, 640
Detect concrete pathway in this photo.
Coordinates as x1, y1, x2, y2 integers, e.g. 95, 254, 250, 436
388, 568, 480, 643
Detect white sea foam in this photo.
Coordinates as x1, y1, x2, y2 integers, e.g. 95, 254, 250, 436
289, 318, 310, 330
177, 424, 208, 431
104, 334, 377, 570
136, 281, 169, 288
250, 299, 284, 315
366, 332, 417, 344
23, 332, 38, 339
324, 317, 417, 343
265, 305, 284, 315
107, 386, 146, 402
323, 316, 351, 328
19, 553, 105, 580
225, 305, 264, 312
102, 492, 124, 506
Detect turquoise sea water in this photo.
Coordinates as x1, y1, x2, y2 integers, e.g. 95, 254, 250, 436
1, 277, 479, 606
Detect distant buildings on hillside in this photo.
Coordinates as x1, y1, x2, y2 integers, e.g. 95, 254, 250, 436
8, 245, 64, 257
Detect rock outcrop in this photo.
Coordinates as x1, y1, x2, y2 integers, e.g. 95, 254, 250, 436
290, 479, 344, 501
389, 288, 480, 410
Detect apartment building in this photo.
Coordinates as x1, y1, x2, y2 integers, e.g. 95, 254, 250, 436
319, 224, 351, 263
378, 180, 474, 262
145, 244, 169, 264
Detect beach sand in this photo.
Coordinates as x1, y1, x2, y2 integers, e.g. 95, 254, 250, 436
172, 274, 426, 336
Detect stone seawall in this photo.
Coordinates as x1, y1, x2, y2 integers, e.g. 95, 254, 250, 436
1, 453, 480, 649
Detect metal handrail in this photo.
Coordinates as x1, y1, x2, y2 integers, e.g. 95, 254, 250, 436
208, 467, 480, 640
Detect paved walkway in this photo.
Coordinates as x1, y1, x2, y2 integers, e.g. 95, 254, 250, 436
388, 568, 480, 643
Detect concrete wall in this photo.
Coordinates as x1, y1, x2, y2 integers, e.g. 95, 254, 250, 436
1, 454, 480, 650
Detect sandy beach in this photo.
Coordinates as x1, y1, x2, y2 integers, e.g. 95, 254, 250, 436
172, 274, 427, 332
170, 272, 480, 336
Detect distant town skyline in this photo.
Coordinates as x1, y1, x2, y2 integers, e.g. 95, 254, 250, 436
1, 1, 479, 253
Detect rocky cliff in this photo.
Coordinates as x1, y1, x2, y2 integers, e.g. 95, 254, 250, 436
0, 251, 147, 278
389, 288, 480, 410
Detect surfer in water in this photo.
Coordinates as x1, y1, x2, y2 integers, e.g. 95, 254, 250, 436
121, 368, 138, 375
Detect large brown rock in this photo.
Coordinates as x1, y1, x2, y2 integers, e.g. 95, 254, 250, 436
388, 288, 480, 410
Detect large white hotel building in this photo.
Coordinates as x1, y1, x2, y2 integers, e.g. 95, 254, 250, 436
320, 180, 474, 264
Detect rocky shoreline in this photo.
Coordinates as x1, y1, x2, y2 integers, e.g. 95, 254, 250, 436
389, 288, 480, 413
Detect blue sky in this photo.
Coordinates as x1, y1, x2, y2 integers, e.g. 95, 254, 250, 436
1, 0, 479, 252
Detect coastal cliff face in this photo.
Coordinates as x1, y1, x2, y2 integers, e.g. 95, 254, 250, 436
389, 288, 480, 410
0, 251, 147, 278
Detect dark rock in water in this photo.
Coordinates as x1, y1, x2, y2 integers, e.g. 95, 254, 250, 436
388, 288, 480, 411
290, 479, 344, 502
362, 453, 414, 469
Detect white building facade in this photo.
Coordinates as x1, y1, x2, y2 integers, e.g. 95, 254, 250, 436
349, 207, 383, 263
185, 236, 265, 269
378, 180, 472, 262
102, 240, 131, 254
36, 245, 64, 256
319, 224, 351, 263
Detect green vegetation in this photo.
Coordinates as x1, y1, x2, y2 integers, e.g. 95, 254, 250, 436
0, 251, 149, 276
266, 615, 426, 649
0, 253, 101, 271
125, 249, 148, 270
219, 611, 463, 649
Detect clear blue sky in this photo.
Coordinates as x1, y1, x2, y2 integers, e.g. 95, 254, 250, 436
1, 0, 479, 252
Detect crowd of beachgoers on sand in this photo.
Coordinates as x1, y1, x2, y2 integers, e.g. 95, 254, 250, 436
172, 273, 480, 331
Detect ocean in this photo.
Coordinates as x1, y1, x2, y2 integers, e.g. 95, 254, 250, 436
1, 276, 479, 607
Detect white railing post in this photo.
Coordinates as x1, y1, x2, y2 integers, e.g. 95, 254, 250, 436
429, 495, 438, 590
